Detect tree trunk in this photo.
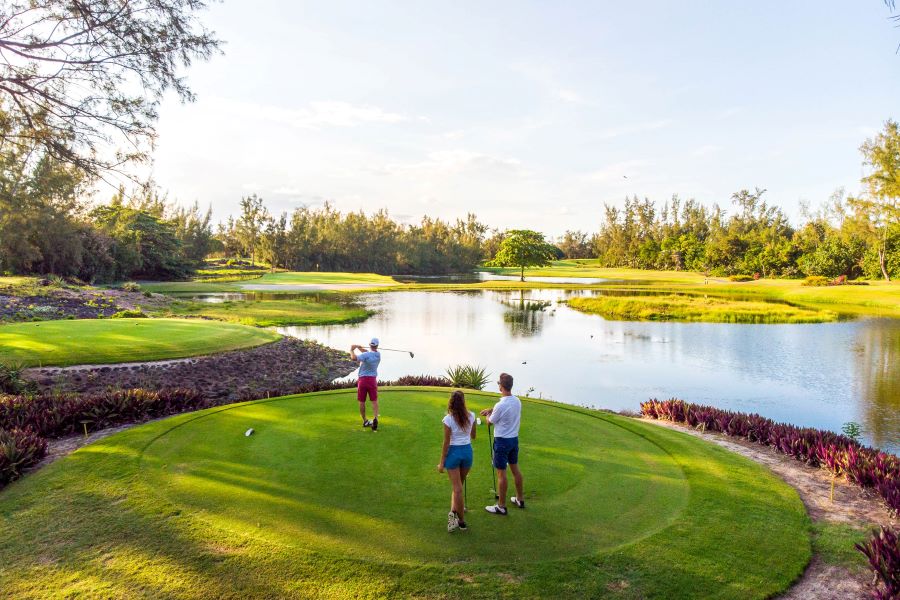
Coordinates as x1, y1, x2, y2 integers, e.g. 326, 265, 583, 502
520, 265, 525, 282
879, 247, 891, 281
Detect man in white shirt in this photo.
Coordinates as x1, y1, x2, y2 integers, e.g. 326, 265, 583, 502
480, 372, 524, 515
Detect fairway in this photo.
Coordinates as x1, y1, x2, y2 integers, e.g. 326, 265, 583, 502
0, 318, 280, 367
0, 389, 811, 598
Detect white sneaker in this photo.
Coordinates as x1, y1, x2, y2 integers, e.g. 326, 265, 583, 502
484, 504, 508, 515
511, 496, 525, 509
447, 511, 460, 532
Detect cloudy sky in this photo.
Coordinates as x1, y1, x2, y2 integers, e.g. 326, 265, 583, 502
150, 1, 900, 237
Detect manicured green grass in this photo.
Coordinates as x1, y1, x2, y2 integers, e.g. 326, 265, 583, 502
0, 389, 810, 598
811, 522, 871, 573
567, 294, 838, 323
168, 297, 372, 327
0, 318, 280, 367
139, 280, 244, 293
250, 271, 398, 285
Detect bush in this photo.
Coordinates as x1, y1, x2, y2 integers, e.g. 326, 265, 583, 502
0, 388, 212, 438
121, 281, 141, 292
109, 309, 147, 319
856, 526, 900, 600
0, 363, 38, 395
0, 427, 47, 486
143, 290, 152, 297
729, 275, 754, 282
445, 364, 491, 390
802, 276, 830, 287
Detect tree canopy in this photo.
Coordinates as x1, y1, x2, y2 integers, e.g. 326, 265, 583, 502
488, 229, 558, 281
0, 0, 221, 177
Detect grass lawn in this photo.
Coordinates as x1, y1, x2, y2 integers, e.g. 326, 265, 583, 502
250, 271, 399, 285
0, 388, 811, 599
0, 318, 280, 367
167, 297, 372, 327
480, 263, 900, 318
567, 294, 838, 323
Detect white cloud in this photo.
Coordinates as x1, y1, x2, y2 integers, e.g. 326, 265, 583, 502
595, 119, 672, 140
207, 97, 423, 130
582, 159, 650, 182
381, 150, 524, 176
691, 144, 721, 157
556, 89, 585, 104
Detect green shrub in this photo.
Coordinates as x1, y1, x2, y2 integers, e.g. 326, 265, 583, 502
802, 276, 830, 287
121, 281, 141, 292
0, 363, 38, 395
728, 275, 754, 282
109, 309, 147, 319
143, 290, 153, 298
445, 364, 491, 390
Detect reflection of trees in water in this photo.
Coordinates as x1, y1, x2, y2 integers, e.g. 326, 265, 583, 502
500, 291, 552, 337
855, 322, 900, 451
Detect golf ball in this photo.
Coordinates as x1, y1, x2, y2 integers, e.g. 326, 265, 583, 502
476, 418, 482, 425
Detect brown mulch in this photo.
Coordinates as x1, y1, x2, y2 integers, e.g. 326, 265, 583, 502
25, 338, 357, 402
644, 418, 897, 600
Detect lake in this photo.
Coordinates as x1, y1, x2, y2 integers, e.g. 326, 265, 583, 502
276, 289, 899, 453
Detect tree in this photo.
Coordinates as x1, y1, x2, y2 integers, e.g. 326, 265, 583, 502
557, 230, 593, 259
488, 229, 558, 281
0, 0, 220, 177
235, 194, 268, 266
851, 120, 900, 281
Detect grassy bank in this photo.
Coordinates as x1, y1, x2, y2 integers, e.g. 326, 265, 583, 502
0, 318, 280, 367
166, 296, 372, 327
0, 388, 810, 599
567, 294, 838, 323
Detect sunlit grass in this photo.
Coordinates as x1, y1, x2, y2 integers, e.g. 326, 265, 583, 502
167, 297, 372, 327
0, 389, 811, 598
0, 318, 280, 366
567, 294, 838, 323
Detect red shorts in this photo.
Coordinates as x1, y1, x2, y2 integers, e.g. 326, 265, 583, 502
357, 376, 378, 403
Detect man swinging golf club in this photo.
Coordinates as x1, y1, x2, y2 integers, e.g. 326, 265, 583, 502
351, 338, 381, 431
481, 372, 525, 515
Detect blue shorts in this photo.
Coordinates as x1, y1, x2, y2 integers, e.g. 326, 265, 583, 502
493, 436, 519, 470
445, 444, 473, 470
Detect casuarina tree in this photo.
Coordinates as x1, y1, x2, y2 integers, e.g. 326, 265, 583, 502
0, 0, 221, 178
489, 229, 558, 281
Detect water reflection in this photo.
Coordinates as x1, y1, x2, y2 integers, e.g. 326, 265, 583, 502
854, 322, 900, 450
276, 290, 900, 452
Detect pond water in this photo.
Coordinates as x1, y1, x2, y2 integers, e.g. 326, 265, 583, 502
394, 272, 612, 284
278, 289, 900, 453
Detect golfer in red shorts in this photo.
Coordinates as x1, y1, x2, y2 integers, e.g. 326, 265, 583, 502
351, 338, 381, 431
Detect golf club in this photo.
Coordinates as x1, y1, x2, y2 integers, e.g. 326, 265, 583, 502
487, 421, 499, 499
357, 344, 415, 358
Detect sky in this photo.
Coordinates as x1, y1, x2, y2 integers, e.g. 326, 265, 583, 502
149, 1, 900, 237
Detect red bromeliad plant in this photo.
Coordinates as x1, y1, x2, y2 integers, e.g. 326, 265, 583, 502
856, 526, 900, 600
0, 427, 47, 486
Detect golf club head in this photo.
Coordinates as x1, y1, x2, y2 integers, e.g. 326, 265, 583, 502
409, 352, 414, 358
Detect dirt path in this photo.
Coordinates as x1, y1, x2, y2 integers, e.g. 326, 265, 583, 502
644, 418, 896, 599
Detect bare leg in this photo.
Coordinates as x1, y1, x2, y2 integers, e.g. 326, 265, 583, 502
509, 463, 524, 500
358, 401, 367, 422
447, 469, 464, 516
496, 469, 508, 508
372, 399, 379, 418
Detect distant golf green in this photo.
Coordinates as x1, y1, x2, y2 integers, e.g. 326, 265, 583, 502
0, 318, 280, 367
249, 271, 398, 285
0, 389, 810, 598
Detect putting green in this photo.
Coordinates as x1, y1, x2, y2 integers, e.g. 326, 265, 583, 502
0, 389, 811, 598
0, 318, 280, 366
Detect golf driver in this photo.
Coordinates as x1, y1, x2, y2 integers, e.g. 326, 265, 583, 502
358, 344, 415, 358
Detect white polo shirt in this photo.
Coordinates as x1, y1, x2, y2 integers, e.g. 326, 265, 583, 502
490, 395, 521, 438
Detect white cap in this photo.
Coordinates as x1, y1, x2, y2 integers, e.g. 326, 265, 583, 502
370, 337, 379, 347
